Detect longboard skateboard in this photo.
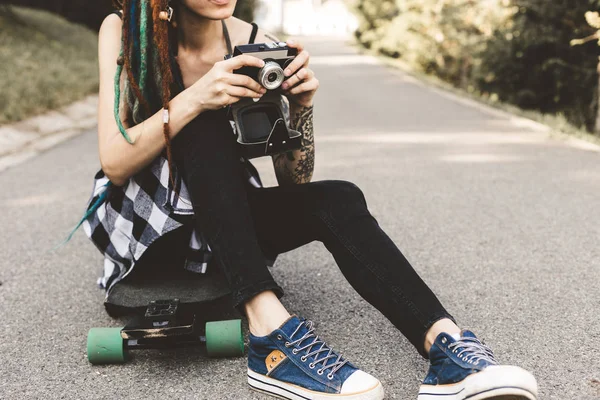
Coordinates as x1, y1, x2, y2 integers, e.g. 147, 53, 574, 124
86, 260, 244, 365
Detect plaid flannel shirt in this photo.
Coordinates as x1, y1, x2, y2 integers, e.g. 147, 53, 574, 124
82, 121, 270, 294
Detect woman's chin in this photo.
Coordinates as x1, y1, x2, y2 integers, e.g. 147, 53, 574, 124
191, 9, 234, 20
207, 10, 235, 20
182, 0, 236, 19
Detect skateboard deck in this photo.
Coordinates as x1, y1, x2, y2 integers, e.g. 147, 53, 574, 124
105, 270, 231, 311
103, 242, 234, 315
103, 225, 235, 311
89, 260, 243, 364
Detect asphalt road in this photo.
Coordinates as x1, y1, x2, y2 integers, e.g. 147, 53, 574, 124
1, 37, 599, 400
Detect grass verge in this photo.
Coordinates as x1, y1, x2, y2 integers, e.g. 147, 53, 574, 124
353, 42, 600, 147
0, 6, 98, 125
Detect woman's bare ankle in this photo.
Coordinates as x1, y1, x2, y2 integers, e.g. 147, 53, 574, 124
245, 291, 291, 336
424, 318, 461, 354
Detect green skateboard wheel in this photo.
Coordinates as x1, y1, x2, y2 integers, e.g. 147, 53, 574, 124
205, 319, 244, 358
87, 327, 126, 364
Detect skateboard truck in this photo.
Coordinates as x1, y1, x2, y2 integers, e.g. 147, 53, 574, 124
87, 298, 244, 364
145, 299, 179, 327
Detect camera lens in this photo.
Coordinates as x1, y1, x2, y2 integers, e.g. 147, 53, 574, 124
258, 61, 284, 90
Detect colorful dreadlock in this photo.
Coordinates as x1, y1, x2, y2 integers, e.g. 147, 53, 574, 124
114, 0, 176, 187
53, 182, 111, 251
55, 0, 179, 250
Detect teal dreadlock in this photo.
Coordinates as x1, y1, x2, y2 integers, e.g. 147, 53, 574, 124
52, 182, 111, 251
114, 0, 156, 143
114, 0, 176, 167
57, 0, 177, 250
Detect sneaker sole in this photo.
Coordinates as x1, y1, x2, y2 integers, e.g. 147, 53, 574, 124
248, 368, 385, 400
418, 365, 538, 400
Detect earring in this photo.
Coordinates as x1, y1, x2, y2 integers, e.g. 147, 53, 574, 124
159, 5, 174, 22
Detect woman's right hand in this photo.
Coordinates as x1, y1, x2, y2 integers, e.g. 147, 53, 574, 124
188, 54, 267, 112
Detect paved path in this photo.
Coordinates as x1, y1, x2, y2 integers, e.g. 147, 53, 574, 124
1, 38, 599, 400
0, 95, 97, 172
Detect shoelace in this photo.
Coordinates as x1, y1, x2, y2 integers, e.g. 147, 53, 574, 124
285, 320, 348, 379
448, 336, 498, 366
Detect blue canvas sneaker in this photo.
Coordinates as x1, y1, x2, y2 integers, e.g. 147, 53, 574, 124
418, 330, 538, 400
247, 316, 384, 400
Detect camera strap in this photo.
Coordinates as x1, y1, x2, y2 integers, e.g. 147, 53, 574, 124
221, 20, 233, 55
221, 20, 260, 57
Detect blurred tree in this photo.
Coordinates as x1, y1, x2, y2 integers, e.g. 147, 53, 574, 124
572, 10, 600, 132
370, 0, 513, 86
352, 0, 397, 48
571, 11, 600, 46
352, 0, 600, 133
477, 0, 600, 130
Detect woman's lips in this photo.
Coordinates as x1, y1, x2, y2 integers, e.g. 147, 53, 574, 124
209, 0, 230, 5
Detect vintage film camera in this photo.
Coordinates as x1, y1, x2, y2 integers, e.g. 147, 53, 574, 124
226, 42, 303, 159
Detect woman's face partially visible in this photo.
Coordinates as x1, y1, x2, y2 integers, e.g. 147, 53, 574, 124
179, 0, 238, 20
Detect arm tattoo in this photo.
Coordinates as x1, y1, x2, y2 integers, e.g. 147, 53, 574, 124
273, 105, 315, 185
294, 105, 315, 148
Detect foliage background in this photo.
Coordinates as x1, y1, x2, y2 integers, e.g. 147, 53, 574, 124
352, 0, 600, 132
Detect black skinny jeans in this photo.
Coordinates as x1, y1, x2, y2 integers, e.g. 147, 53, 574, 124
170, 108, 454, 357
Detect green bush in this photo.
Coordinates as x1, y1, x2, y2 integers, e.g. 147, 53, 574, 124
353, 0, 600, 132
477, 1, 599, 130
353, 0, 398, 48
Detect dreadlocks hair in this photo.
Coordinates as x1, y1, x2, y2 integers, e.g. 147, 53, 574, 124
58, 0, 180, 250
113, 0, 177, 187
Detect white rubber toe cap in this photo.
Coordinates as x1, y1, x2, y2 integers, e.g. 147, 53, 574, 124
341, 370, 382, 395
466, 365, 538, 398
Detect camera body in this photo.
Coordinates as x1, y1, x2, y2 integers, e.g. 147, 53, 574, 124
226, 43, 303, 159
230, 42, 298, 90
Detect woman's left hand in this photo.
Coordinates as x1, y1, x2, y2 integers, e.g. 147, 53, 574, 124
280, 39, 319, 108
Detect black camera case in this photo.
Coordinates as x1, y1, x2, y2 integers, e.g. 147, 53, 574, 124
228, 92, 302, 159
225, 42, 303, 159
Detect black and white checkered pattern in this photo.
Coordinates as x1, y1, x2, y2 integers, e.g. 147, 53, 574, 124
82, 121, 267, 294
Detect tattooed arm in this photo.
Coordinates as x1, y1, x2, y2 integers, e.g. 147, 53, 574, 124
253, 32, 317, 186
272, 104, 315, 186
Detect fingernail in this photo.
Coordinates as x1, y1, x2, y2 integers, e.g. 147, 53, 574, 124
288, 39, 295, 45
282, 82, 288, 89
284, 68, 291, 77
